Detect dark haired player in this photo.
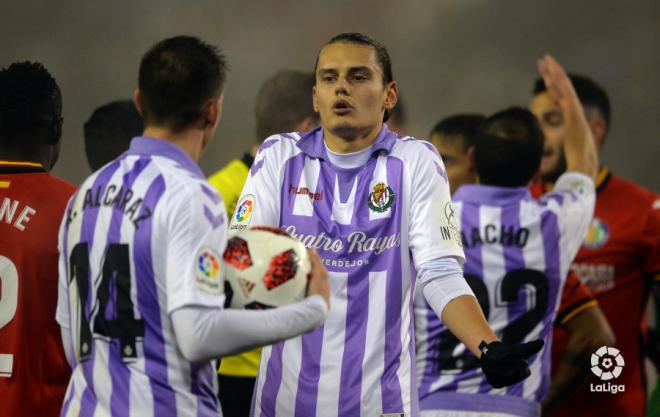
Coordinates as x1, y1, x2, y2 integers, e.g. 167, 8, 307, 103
235, 32, 540, 417
425, 112, 614, 415
415, 55, 598, 417
83, 100, 144, 171
0, 61, 75, 417
56, 36, 329, 416
531, 73, 660, 417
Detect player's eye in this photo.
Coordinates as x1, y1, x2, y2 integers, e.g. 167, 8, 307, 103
544, 112, 563, 127
321, 75, 336, 82
352, 73, 368, 81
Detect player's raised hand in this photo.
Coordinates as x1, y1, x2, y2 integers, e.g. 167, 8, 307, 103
306, 249, 330, 309
479, 339, 544, 388
537, 54, 598, 179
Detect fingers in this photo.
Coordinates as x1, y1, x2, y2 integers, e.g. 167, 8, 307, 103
513, 339, 544, 357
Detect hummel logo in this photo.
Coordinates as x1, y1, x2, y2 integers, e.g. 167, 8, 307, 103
289, 185, 323, 201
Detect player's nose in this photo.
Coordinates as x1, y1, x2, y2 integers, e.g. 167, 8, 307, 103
335, 77, 349, 96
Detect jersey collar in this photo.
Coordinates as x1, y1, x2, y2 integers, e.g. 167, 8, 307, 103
126, 136, 205, 179
595, 166, 610, 193
0, 160, 46, 174
296, 123, 398, 160
454, 184, 531, 205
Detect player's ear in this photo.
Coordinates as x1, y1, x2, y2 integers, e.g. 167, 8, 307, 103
467, 145, 476, 171
133, 89, 144, 117
591, 116, 606, 151
383, 81, 398, 112
202, 95, 223, 129
312, 85, 319, 112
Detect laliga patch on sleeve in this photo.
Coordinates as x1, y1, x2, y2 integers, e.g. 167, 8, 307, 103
229, 194, 255, 232
435, 197, 463, 249
195, 247, 223, 294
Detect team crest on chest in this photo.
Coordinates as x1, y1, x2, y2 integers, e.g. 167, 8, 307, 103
583, 217, 609, 249
368, 182, 395, 213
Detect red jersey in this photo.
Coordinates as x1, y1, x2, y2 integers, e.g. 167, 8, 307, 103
536, 167, 660, 417
0, 161, 76, 417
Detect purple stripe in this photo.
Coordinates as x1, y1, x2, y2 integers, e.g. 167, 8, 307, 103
334, 166, 360, 203
132, 174, 179, 414
107, 158, 151, 416
501, 202, 526, 397
250, 159, 265, 176
191, 362, 220, 416
420, 391, 539, 416
280, 133, 296, 141
379, 157, 405, 413
60, 378, 76, 417
200, 184, 221, 204
294, 327, 324, 417
260, 138, 280, 150
78, 159, 122, 417
535, 210, 561, 401
337, 269, 371, 416
260, 342, 285, 417
540, 193, 564, 206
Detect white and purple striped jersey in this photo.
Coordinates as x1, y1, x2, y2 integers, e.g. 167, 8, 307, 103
231, 125, 464, 417
56, 137, 227, 417
414, 173, 595, 417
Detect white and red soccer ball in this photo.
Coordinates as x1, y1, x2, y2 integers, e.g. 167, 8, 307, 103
222, 226, 310, 309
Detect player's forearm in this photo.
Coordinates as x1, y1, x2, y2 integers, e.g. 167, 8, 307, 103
171, 295, 328, 362
563, 114, 599, 180
441, 295, 498, 356
542, 307, 614, 415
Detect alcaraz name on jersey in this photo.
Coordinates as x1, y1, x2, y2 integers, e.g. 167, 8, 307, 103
56, 137, 227, 417
231, 125, 465, 417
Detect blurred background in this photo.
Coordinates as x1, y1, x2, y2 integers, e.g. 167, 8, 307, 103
0, 0, 658, 189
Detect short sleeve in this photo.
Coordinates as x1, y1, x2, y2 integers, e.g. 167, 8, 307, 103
408, 143, 465, 268
555, 271, 597, 327
164, 184, 228, 314
642, 194, 660, 275
545, 171, 596, 261
228, 136, 284, 233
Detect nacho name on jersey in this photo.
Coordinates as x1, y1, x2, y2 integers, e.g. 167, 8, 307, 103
73, 185, 151, 228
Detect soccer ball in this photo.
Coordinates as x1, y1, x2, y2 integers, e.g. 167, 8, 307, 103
223, 226, 310, 309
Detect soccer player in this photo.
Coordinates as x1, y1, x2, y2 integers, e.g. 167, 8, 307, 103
233, 32, 541, 417
209, 70, 318, 417
84, 99, 144, 171
531, 73, 660, 417
0, 61, 75, 417
422, 111, 614, 416
56, 35, 329, 417
428, 114, 485, 195
415, 55, 598, 417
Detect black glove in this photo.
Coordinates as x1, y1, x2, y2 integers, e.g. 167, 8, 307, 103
479, 339, 544, 388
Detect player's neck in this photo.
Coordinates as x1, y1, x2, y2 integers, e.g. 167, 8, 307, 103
0, 146, 50, 170
323, 123, 382, 154
142, 126, 205, 163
